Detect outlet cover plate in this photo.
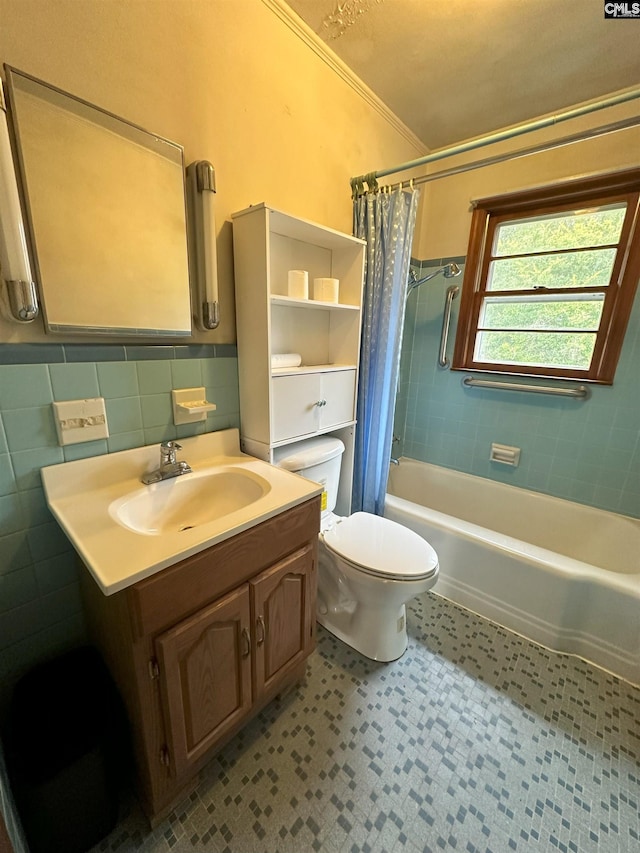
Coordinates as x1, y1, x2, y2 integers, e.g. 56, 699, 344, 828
52, 398, 109, 446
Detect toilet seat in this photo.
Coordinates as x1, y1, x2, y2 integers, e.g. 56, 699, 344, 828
321, 512, 438, 581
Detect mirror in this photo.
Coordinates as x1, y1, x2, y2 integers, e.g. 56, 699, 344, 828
5, 66, 192, 337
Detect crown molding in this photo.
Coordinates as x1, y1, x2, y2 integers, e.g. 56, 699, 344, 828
262, 0, 428, 155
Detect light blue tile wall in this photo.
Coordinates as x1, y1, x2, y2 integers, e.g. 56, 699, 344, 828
395, 259, 640, 519
0, 344, 239, 711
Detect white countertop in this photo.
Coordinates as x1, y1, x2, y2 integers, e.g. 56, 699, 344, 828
41, 429, 321, 596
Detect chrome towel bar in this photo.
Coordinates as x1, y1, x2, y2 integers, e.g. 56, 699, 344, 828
462, 376, 590, 399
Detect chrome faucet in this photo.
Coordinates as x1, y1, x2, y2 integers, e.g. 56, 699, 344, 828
142, 441, 192, 485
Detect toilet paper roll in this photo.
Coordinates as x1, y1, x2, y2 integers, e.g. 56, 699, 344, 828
312, 277, 339, 303
271, 353, 303, 370
287, 270, 309, 299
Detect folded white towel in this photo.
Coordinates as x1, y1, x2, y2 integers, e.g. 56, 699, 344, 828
271, 353, 302, 369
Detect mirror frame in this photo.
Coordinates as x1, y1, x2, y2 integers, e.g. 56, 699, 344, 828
4, 65, 194, 338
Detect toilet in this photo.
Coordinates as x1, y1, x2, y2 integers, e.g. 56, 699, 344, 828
274, 437, 439, 662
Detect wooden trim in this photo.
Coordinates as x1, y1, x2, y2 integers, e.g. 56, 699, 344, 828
473, 168, 640, 213
595, 195, 640, 381
488, 244, 620, 264
452, 207, 489, 368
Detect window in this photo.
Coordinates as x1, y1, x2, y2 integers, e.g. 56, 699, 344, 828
452, 169, 640, 383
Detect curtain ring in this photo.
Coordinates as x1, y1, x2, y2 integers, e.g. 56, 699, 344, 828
351, 176, 367, 199
364, 172, 378, 194
351, 177, 366, 199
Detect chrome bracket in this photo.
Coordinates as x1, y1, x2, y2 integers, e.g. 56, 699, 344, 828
202, 300, 219, 330
6, 279, 38, 322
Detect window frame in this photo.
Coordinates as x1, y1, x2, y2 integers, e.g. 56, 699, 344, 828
452, 168, 640, 384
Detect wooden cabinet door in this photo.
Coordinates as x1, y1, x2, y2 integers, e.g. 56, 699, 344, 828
271, 373, 321, 441
319, 369, 356, 430
251, 544, 315, 700
155, 585, 252, 777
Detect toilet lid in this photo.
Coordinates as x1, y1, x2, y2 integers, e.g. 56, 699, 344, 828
322, 512, 438, 580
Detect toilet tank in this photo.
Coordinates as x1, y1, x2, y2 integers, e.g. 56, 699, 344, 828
273, 437, 345, 513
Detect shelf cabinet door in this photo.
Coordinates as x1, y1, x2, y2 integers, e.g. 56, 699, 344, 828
155, 585, 252, 777
251, 544, 315, 701
319, 369, 356, 430
271, 373, 321, 441
271, 369, 356, 442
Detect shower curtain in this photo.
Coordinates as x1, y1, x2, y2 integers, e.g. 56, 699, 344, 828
352, 186, 421, 515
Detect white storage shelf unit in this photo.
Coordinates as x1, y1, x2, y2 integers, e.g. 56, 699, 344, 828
270, 297, 360, 371
232, 204, 365, 515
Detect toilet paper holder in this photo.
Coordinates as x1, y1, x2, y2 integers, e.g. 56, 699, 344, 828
490, 443, 521, 466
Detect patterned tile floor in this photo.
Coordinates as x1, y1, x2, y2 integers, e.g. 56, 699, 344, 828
92, 592, 640, 852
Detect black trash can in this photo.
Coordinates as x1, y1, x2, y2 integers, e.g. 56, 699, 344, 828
6, 646, 130, 853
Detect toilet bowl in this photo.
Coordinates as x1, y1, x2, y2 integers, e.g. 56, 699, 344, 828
273, 438, 439, 662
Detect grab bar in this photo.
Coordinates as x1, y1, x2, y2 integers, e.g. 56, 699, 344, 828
462, 376, 590, 399
438, 284, 460, 368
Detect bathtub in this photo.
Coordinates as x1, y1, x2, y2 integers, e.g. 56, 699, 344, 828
385, 458, 640, 685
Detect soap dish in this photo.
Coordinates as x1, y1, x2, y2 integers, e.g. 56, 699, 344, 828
177, 400, 216, 414
172, 388, 216, 425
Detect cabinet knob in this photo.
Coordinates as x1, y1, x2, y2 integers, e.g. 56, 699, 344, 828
256, 615, 266, 646
241, 627, 251, 658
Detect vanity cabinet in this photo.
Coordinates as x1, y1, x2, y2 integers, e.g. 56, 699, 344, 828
81, 496, 320, 824
156, 545, 314, 778
232, 204, 365, 515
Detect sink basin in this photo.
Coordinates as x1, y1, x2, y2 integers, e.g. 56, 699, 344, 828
41, 429, 322, 595
110, 466, 271, 535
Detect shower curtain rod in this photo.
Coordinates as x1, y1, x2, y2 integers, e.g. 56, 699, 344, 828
377, 114, 640, 193
350, 87, 640, 191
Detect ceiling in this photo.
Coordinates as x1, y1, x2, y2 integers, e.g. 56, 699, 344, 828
285, 0, 640, 151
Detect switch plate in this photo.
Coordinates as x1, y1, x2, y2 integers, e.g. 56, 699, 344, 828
52, 398, 109, 446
